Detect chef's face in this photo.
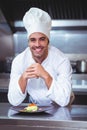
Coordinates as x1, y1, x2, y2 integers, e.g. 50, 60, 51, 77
29, 32, 49, 60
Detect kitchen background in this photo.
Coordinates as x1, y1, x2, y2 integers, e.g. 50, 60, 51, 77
0, 0, 87, 104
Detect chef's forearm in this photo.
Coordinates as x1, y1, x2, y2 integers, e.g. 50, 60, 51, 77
18, 75, 27, 93
43, 72, 53, 89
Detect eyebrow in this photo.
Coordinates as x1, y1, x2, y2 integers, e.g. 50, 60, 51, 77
29, 36, 46, 40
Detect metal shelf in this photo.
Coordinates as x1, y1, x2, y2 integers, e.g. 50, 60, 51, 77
72, 73, 87, 80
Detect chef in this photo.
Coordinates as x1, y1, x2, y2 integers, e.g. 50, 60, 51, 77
8, 7, 74, 106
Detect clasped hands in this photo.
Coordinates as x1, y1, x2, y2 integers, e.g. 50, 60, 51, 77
23, 63, 48, 80
19, 63, 52, 90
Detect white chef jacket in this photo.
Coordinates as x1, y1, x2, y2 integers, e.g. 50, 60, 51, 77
8, 45, 73, 106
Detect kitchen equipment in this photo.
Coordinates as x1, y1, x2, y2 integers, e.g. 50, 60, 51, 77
76, 60, 87, 73
4, 57, 13, 73
70, 61, 77, 73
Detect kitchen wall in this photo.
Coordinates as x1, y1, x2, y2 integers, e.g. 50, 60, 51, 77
0, 0, 87, 73
13, 20, 87, 61
0, 0, 87, 58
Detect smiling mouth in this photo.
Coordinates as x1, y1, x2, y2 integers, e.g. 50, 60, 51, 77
33, 46, 44, 52
35, 48, 42, 52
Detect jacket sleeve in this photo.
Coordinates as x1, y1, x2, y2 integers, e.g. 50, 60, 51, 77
8, 57, 27, 106
46, 58, 73, 107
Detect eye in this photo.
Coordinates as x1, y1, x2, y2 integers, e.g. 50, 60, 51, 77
40, 37, 46, 41
30, 38, 36, 42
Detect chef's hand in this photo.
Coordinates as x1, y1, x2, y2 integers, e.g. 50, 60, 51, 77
28, 63, 53, 89
26, 63, 48, 79
19, 63, 53, 93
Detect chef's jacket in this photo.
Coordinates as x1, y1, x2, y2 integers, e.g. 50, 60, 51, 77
8, 45, 73, 106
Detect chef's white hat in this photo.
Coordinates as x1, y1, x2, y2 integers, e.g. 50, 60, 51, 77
23, 7, 52, 39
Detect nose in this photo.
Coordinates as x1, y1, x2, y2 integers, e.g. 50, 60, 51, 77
35, 40, 40, 46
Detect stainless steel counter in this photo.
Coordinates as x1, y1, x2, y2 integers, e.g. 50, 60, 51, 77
0, 103, 87, 130
0, 73, 87, 93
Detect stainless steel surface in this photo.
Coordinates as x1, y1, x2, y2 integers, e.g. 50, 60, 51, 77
13, 32, 28, 55
1, 0, 87, 61
0, 73, 87, 93
13, 20, 87, 28
0, 11, 14, 72
72, 73, 87, 80
1, 103, 87, 130
52, 20, 87, 27
50, 30, 87, 54
66, 54, 87, 61
0, 0, 87, 63
13, 29, 87, 59
0, 9, 14, 61
0, 27, 14, 60
72, 74, 87, 90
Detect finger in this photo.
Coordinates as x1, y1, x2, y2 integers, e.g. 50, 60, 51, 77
27, 74, 39, 79
26, 67, 35, 72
